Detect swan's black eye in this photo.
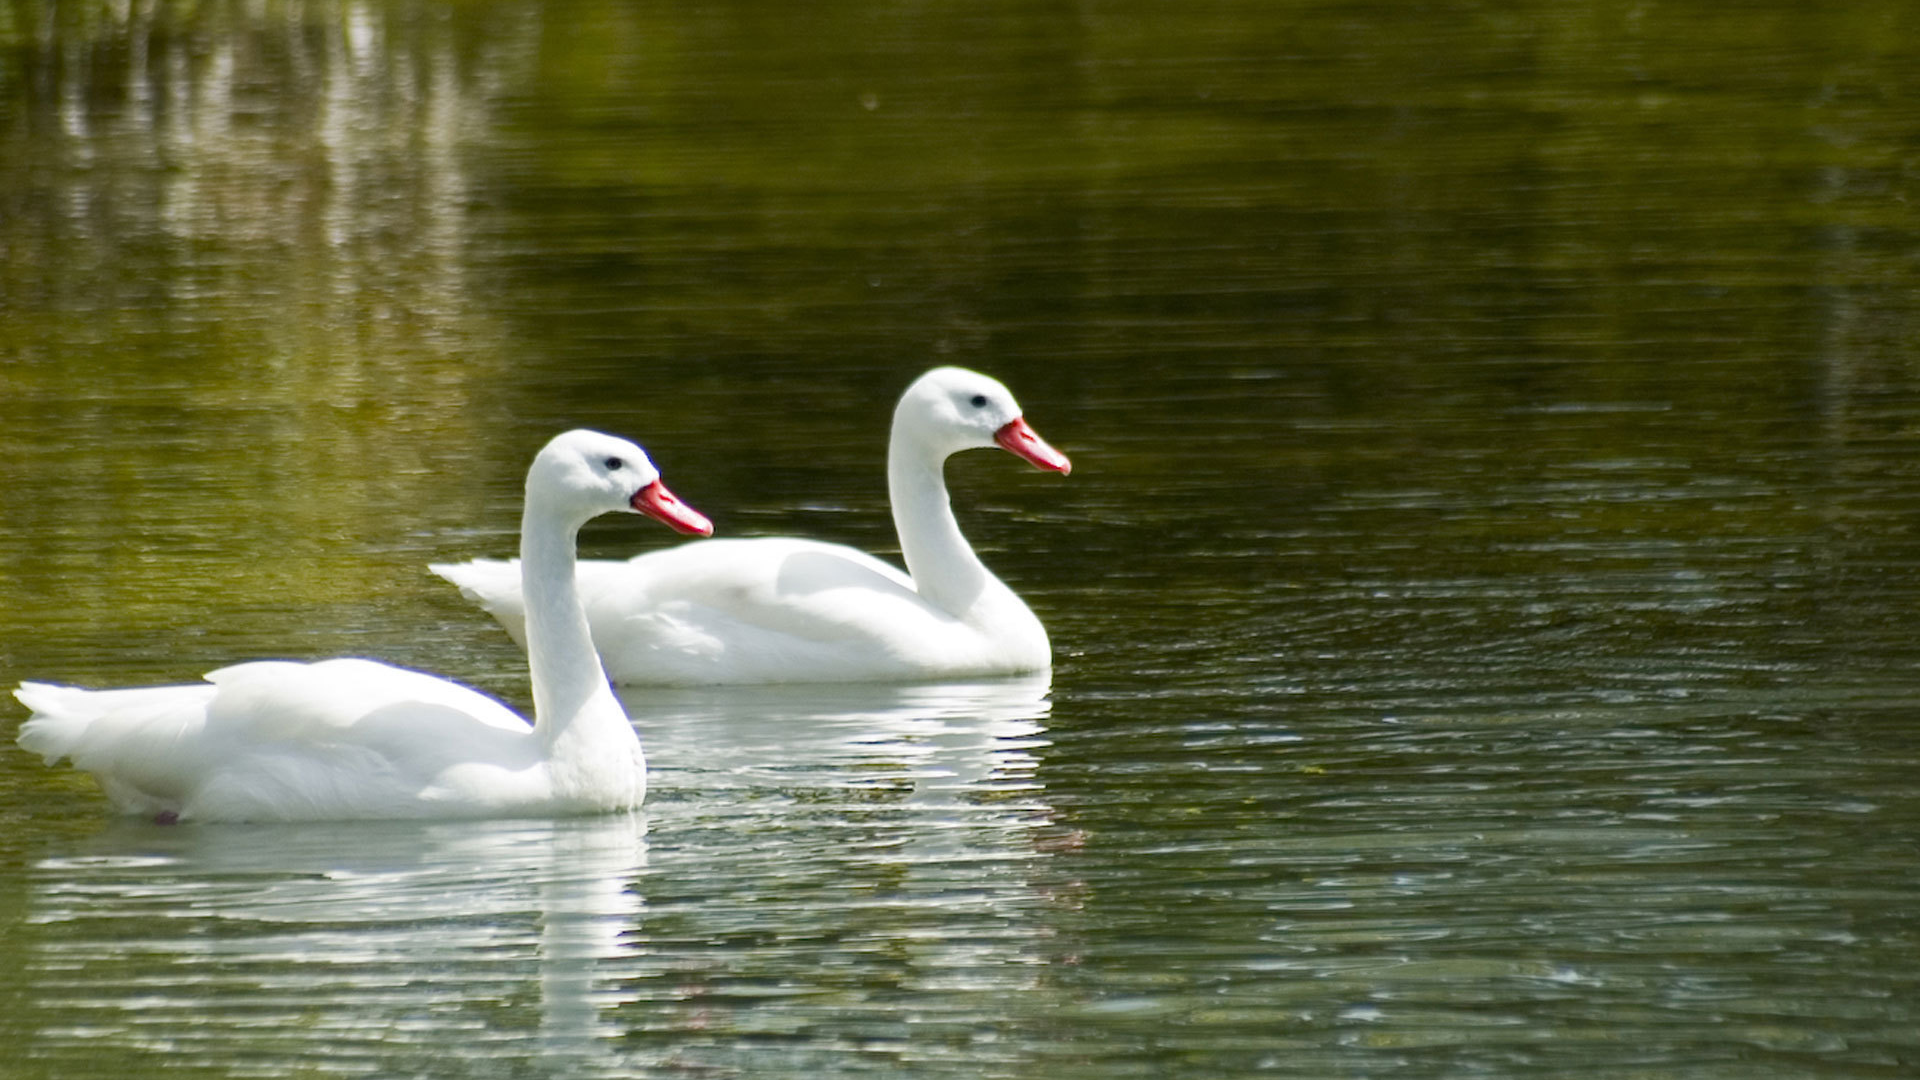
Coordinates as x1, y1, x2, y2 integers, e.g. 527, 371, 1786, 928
969, 394, 988, 408
604, 456, 625, 471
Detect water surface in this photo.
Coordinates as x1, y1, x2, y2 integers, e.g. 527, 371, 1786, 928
3, 1, 1919, 1076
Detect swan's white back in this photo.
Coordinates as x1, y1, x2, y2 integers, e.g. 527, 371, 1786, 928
433, 368, 1070, 685
14, 430, 713, 823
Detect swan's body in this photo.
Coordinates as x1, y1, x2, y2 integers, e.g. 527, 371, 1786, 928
436, 535, 1046, 685
434, 368, 1070, 686
14, 431, 713, 823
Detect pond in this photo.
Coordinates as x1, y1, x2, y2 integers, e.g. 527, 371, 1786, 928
2, 1, 1918, 1076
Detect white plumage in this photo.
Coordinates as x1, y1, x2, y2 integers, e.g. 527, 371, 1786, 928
14, 430, 713, 823
433, 368, 1071, 685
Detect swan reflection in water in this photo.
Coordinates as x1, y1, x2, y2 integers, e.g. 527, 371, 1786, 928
624, 672, 1055, 806
26, 813, 649, 1074
21, 677, 1068, 1072
622, 674, 1077, 1015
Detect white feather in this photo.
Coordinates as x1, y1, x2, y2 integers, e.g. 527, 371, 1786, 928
433, 368, 1070, 685
14, 430, 709, 823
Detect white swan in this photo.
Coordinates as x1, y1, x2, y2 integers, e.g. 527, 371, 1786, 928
432, 367, 1071, 685
13, 430, 714, 823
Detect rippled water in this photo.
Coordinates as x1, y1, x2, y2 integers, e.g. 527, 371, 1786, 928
16, 682, 1060, 1077
4, 0, 1920, 1076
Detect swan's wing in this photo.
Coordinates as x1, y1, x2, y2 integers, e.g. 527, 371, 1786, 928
434, 543, 929, 639
15, 659, 534, 818
196, 662, 541, 821
579, 539, 975, 682
202, 658, 530, 737
434, 540, 965, 682
593, 538, 934, 639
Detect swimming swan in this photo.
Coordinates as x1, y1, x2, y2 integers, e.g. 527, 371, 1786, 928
432, 368, 1070, 685
14, 430, 713, 822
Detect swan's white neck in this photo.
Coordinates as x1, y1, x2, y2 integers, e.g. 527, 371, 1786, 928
888, 429, 1002, 619
520, 502, 628, 749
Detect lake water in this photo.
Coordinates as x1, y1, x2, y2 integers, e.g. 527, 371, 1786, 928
3, 1, 1919, 1076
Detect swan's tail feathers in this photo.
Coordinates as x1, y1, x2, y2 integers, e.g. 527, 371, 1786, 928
16, 676, 214, 760
429, 559, 530, 647
15, 680, 214, 818
15, 681, 100, 763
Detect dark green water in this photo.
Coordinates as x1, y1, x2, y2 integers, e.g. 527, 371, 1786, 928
3, 1, 1919, 1076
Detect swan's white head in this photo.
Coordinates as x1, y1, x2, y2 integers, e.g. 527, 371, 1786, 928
527, 429, 714, 535
896, 367, 1071, 474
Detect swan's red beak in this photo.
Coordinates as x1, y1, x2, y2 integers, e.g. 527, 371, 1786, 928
632, 479, 714, 536
993, 417, 1072, 475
